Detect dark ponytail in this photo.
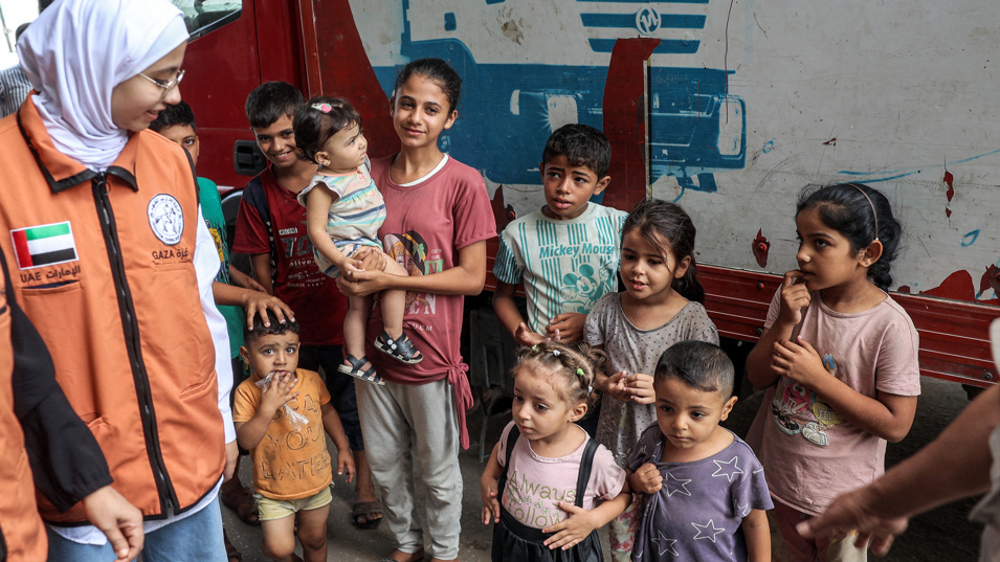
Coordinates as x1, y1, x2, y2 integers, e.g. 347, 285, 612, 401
797, 183, 902, 291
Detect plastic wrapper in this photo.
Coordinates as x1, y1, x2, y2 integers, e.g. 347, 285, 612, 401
255, 372, 308, 428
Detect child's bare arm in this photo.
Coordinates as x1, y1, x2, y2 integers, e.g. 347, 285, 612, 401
229, 266, 266, 292
480, 442, 503, 524
492, 281, 546, 345
742, 509, 771, 562
236, 374, 297, 450
746, 271, 811, 389
248, 253, 273, 295
305, 185, 352, 271
542, 483, 632, 551
321, 402, 355, 481
772, 336, 918, 442
212, 281, 295, 330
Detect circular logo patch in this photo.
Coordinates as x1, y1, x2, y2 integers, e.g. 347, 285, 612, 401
635, 7, 661, 35
147, 194, 184, 245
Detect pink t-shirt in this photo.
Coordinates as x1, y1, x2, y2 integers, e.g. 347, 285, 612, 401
498, 421, 626, 529
748, 289, 921, 515
365, 154, 495, 385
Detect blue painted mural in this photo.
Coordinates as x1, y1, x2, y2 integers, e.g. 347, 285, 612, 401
365, 0, 746, 192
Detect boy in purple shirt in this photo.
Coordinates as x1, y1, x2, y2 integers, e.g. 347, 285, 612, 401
627, 341, 772, 562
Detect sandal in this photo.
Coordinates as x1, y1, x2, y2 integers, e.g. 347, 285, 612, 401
352, 500, 383, 530
338, 355, 385, 386
220, 479, 259, 526
374, 331, 424, 365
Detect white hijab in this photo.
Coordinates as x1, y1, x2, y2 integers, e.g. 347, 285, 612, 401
17, 0, 189, 172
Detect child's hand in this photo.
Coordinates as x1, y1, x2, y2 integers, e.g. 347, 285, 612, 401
777, 270, 811, 327
480, 476, 501, 524
625, 373, 656, 404
259, 371, 298, 416
542, 502, 600, 550
336, 450, 356, 483
772, 336, 827, 387
604, 371, 630, 402
342, 260, 366, 276
514, 322, 548, 346
631, 463, 663, 494
353, 246, 387, 272
545, 313, 586, 342
241, 291, 295, 330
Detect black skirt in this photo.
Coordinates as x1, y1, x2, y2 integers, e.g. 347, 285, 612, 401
491, 504, 603, 562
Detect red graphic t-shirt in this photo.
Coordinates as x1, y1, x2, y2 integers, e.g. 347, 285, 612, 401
233, 168, 347, 346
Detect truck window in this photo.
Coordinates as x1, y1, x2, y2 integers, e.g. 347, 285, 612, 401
171, 0, 241, 40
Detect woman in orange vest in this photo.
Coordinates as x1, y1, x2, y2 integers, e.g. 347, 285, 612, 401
0, 248, 142, 562
0, 0, 237, 559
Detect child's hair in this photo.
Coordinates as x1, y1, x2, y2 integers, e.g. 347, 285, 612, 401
393, 57, 462, 113
293, 96, 362, 165
797, 182, 902, 291
243, 309, 301, 342
655, 340, 735, 399
622, 198, 705, 303
542, 124, 612, 179
245, 81, 304, 130
512, 341, 607, 406
149, 100, 196, 133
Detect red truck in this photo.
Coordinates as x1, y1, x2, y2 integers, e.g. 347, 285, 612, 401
177, 0, 999, 396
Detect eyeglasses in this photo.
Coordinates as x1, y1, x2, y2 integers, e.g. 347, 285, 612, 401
138, 69, 186, 102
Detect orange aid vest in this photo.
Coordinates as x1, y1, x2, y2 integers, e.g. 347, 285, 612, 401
0, 262, 47, 561
0, 100, 226, 524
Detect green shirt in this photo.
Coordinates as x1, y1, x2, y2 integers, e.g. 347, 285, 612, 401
198, 176, 243, 359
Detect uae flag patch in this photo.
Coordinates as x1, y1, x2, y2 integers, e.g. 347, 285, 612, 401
10, 222, 78, 269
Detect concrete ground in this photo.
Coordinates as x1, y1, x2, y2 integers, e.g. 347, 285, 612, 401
223, 377, 983, 561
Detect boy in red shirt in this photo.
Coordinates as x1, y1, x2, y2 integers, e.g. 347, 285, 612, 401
233, 82, 381, 528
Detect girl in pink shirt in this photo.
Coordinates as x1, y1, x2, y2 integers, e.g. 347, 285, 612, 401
746, 183, 920, 562
481, 342, 631, 562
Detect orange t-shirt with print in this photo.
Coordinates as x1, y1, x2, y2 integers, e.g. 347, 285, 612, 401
233, 368, 333, 500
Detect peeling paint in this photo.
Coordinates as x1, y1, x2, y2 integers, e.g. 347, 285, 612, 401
978, 264, 1000, 303
752, 229, 770, 267
920, 270, 976, 302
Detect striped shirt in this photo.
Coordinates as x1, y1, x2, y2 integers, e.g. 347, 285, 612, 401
0, 65, 31, 118
297, 165, 386, 276
494, 203, 627, 332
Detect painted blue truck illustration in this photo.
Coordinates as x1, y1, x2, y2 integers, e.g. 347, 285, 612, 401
352, 0, 745, 192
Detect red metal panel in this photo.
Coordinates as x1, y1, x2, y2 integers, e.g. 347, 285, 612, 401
181, 0, 308, 189
298, 0, 399, 160
699, 265, 999, 386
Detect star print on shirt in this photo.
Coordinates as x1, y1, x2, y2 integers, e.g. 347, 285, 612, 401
734, 499, 750, 518
663, 472, 692, 497
692, 519, 726, 543
652, 530, 679, 556
712, 455, 744, 482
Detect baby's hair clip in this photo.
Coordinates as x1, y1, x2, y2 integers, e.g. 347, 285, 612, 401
311, 102, 333, 113
552, 349, 561, 357
531, 345, 538, 352
587, 385, 594, 394
576, 368, 584, 376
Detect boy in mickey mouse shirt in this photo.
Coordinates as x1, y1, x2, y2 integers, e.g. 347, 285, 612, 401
492, 124, 627, 350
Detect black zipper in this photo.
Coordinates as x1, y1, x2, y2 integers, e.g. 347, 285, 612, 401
91, 174, 177, 514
